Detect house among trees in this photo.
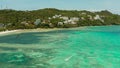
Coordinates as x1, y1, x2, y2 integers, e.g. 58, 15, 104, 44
0, 8, 120, 31
0, 23, 4, 28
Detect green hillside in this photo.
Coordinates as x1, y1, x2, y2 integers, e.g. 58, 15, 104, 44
0, 8, 120, 31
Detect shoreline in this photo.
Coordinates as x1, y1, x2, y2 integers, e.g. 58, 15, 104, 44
1, 25, 117, 35
0, 30, 21, 35
0, 28, 63, 35
0, 25, 117, 35
0, 27, 86, 35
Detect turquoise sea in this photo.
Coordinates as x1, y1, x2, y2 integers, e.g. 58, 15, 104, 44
0, 26, 120, 68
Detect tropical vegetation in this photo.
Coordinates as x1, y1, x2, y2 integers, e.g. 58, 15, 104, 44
0, 8, 120, 31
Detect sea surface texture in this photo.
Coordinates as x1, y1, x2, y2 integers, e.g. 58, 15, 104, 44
0, 26, 120, 68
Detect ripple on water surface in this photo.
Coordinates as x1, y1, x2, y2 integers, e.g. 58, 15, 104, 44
0, 26, 120, 68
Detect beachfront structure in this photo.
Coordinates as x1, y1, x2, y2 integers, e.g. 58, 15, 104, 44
58, 22, 63, 26
34, 19, 41, 25
52, 14, 62, 18
94, 15, 104, 22
94, 15, 101, 20
71, 21, 77, 24
81, 17, 85, 20
63, 20, 68, 24
87, 15, 93, 20
48, 17, 51, 20
60, 17, 69, 20
50, 14, 79, 25
70, 17, 79, 21
62, 17, 79, 24
0, 23, 4, 28
21, 21, 28, 25
81, 12, 86, 15
48, 14, 105, 26
52, 16, 56, 19
42, 20, 46, 24
49, 23, 54, 27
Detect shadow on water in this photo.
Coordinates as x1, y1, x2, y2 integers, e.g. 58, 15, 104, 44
0, 29, 77, 44
0, 31, 54, 44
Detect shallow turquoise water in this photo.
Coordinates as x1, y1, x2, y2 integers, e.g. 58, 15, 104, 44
0, 26, 120, 68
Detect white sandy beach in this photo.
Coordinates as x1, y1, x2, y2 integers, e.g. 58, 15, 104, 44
0, 28, 60, 35
0, 27, 85, 36
0, 30, 21, 35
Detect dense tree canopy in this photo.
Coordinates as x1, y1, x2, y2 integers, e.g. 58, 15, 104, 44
0, 8, 120, 31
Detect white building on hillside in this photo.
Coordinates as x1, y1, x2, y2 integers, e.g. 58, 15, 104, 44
58, 22, 63, 26
60, 16, 69, 20
94, 15, 101, 20
0, 23, 4, 28
70, 17, 79, 21
94, 15, 104, 22
81, 12, 86, 15
88, 15, 93, 20
52, 14, 62, 19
